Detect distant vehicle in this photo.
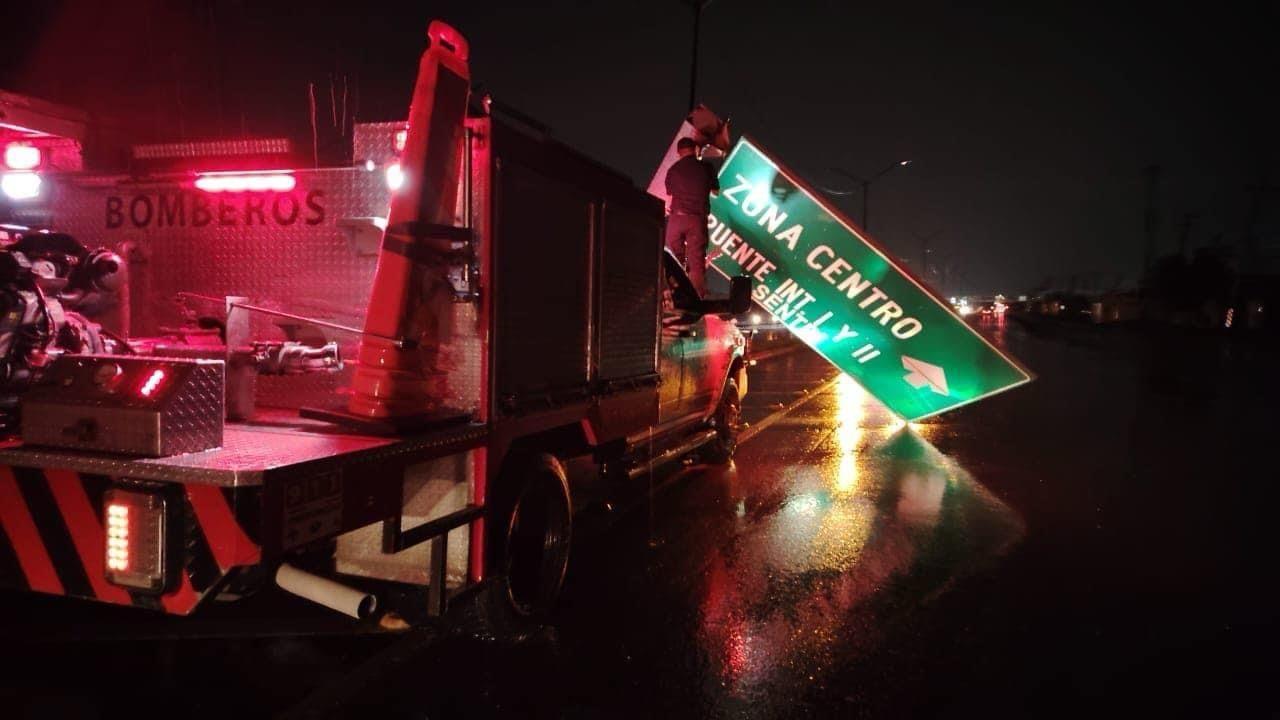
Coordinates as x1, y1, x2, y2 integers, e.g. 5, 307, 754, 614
733, 311, 804, 357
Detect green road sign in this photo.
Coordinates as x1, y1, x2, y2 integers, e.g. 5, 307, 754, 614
707, 137, 1031, 421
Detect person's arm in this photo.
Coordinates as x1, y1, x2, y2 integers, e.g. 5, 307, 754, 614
705, 161, 721, 196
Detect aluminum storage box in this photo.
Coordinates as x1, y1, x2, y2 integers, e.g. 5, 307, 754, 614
22, 355, 225, 457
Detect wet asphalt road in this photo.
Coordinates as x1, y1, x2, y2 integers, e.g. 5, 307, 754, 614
361, 319, 1280, 718
5, 318, 1280, 718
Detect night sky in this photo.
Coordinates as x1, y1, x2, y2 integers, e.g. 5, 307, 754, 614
3, 1, 1276, 295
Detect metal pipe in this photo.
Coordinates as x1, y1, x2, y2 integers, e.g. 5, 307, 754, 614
176, 292, 413, 349
275, 563, 377, 619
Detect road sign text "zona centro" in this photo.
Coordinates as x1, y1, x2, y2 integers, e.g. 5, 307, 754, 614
706, 137, 1031, 421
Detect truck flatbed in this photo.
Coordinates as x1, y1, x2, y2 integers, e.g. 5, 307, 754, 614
0, 411, 487, 487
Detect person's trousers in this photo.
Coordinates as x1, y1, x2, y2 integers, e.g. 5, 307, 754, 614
664, 212, 708, 295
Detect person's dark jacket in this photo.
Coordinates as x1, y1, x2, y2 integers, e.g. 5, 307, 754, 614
665, 155, 720, 216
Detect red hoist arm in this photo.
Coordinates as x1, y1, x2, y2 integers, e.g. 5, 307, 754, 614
349, 22, 472, 419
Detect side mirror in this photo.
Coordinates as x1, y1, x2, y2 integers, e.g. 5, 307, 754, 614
697, 275, 754, 317
729, 275, 752, 315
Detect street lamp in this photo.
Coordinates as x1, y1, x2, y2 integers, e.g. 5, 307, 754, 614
833, 160, 911, 233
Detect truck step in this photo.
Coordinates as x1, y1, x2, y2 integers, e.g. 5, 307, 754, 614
625, 428, 718, 480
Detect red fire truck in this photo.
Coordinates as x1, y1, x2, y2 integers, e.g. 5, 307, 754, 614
0, 21, 750, 621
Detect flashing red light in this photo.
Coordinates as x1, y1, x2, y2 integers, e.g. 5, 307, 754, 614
139, 368, 167, 397
394, 129, 408, 153
194, 171, 296, 193
3, 143, 41, 170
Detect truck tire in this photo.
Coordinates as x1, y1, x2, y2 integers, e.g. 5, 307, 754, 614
702, 378, 741, 464
490, 453, 572, 621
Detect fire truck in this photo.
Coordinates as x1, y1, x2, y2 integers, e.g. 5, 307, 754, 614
0, 21, 750, 622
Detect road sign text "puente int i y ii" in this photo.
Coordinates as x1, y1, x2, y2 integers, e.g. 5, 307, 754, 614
706, 137, 1032, 421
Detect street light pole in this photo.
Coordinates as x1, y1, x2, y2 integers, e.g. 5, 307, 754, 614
685, 1, 713, 111
833, 159, 911, 233
861, 179, 870, 234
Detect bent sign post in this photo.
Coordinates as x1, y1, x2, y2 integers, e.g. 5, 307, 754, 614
707, 137, 1031, 421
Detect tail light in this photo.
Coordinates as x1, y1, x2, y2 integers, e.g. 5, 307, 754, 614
103, 486, 179, 593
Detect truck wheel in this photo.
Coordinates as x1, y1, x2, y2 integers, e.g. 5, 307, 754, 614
491, 453, 572, 620
702, 378, 741, 464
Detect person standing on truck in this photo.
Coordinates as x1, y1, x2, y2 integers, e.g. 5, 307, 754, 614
664, 137, 720, 295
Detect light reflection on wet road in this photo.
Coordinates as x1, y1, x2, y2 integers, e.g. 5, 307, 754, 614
694, 374, 1023, 708
389, 320, 1280, 718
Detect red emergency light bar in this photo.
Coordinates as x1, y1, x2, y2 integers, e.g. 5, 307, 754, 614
194, 170, 297, 193
133, 138, 290, 160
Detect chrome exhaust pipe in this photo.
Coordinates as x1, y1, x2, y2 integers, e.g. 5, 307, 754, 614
275, 563, 377, 619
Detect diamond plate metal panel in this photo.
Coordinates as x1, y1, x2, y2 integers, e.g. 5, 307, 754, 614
159, 358, 226, 454
336, 450, 473, 587
353, 121, 405, 167
43, 163, 482, 416
22, 356, 224, 456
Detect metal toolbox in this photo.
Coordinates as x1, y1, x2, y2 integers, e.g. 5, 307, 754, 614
22, 355, 225, 457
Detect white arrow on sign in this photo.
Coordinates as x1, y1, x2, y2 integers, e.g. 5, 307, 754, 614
901, 355, 950, 396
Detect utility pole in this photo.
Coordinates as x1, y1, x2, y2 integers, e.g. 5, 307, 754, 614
1177, 213, 1197, 258
919, 229, 927, 275
913, 229, 942, 278
1142, 165, 1161, 275
685, 1, 713, 111
833, 160, 911, 233
1243, 172, 1278, 264
861, 179, 870, 234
